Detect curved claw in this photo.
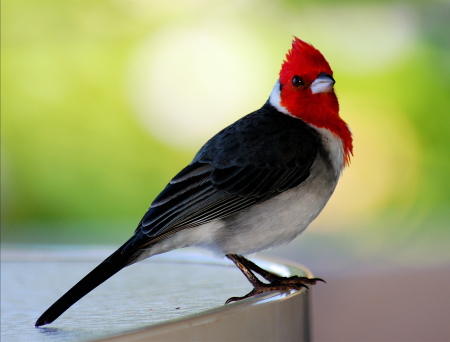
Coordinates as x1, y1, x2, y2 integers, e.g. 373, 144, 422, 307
295, 276, 325, 285
225, 288, 260, 305
225, 296, 241, 305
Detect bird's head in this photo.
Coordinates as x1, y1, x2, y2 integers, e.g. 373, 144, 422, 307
269, 37, 353, 166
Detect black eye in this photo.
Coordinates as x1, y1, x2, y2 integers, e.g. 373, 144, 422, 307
292, 75, 303, 87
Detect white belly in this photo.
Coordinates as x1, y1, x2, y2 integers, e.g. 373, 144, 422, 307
214, 152, 339, 254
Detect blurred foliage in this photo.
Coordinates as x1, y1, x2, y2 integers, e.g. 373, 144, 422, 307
1, 0, 449, 263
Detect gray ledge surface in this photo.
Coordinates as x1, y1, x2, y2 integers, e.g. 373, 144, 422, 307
1, 246, 311, 342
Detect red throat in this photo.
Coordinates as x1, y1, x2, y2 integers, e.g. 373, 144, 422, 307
279, 37, 353, 167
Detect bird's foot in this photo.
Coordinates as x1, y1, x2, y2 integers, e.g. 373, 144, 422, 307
225, 254, 325, 305
225, 276, 324, 304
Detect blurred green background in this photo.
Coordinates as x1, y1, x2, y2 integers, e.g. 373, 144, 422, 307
1, 0, 449, 266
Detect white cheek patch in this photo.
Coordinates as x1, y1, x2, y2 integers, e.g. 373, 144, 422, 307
268, 79, 291, 115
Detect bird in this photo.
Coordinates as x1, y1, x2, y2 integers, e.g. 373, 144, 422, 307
35, 37, 353, 327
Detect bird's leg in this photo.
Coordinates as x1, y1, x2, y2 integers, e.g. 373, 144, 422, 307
238, 255, 325, 285
225, 254, 321, 304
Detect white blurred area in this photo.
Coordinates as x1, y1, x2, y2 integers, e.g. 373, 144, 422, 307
126, 22, 273, 151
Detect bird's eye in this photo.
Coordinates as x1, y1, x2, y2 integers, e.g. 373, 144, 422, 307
292, 75, 304, 87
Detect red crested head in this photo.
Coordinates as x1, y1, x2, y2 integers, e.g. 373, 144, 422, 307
272, 37, 352, 167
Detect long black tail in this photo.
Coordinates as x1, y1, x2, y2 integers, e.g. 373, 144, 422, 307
35, 249, 140, 327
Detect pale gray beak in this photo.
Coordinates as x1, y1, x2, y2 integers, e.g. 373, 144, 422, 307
310, 73, 335, 94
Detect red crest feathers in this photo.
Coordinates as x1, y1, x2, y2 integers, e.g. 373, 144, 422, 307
280, 37, 333, 83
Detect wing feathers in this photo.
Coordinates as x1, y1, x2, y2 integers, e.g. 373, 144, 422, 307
125, 103, 320, 252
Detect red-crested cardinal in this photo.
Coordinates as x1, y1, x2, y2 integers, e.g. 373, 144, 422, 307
35, 37, 352, 327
